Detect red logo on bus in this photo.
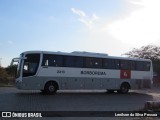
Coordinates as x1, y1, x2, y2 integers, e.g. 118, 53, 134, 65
120, 70, 131, 79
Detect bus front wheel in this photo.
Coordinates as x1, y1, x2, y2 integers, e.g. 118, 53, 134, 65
44, 81, 58, 95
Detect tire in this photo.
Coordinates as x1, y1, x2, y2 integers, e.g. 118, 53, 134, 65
44, 81, 58, 95
117, 83, 130, 94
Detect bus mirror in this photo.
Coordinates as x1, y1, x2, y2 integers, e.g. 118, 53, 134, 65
10, 58, 19, 66
12, 58, 19, 62
10, 57, 27, 66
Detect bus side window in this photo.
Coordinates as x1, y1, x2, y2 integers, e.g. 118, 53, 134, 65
74, 56, 83, 67
143, 62, 151, 71
65, 56, 74, 67
54, 55, 63, 67
103, 59, 116, 69
93, 58, 102, 68
64, 56, 83, 68
129, 61, 136, 70
120, 60, 129, 70
115, 59, 120, 69
85, 57, 93, 68
44, 60, 48, 66
136, 61, 151, 71
42, 54, 50, 66
42, 54, 63, 67
85, 57, 102, 68
136, 61, 144, 71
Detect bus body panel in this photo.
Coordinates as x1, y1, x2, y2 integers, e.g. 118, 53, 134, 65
13, 51, 153, 92
131, 71, 152, 80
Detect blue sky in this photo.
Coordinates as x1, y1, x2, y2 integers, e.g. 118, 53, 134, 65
0, 0, 160, 67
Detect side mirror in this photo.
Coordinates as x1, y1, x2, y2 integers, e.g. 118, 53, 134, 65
10, 58, 19, 66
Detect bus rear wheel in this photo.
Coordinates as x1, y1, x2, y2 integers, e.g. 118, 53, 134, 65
44, 81, 58, 95
117, 83, 130, 94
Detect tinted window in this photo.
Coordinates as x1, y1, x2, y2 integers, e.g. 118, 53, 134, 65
143, 62, 150, 71
23, 54, 40, 77
103, 59, 116, 69
85, 57, 93, 68
120, 60, 129, 70
129, 61, 136, 70
136, 61, 150, 71
115, 59, 120, 69
65, 56, 83, 67
93, 58, 102, 68
42, 54, 63, 67
136, 61, 144, 71
85, 57, 102, 68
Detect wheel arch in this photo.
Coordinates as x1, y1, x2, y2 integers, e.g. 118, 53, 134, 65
44, 80, 59, 90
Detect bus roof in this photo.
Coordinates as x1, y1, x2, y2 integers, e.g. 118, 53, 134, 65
21, 50, 151, 62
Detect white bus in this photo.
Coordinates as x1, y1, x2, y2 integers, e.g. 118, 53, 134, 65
11, 51, 153, 94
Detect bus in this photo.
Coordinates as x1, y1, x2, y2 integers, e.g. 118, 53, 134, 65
11, 51, 153, 94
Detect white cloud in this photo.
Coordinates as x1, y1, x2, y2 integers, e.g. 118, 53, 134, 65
71, 8, 99, 29
70, 7, 133, 56
71, 8, 86, 17
108, 0, 160, 47
71, 1, 160, 56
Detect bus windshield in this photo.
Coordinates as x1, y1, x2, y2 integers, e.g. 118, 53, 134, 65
23, 54, 40, 77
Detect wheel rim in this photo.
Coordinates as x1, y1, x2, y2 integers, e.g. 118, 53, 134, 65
49, 85, 55, 92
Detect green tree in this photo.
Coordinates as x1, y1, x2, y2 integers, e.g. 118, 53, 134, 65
5, 65, 17, 77
0, 66, 9, 82
124, 45, 160, 76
